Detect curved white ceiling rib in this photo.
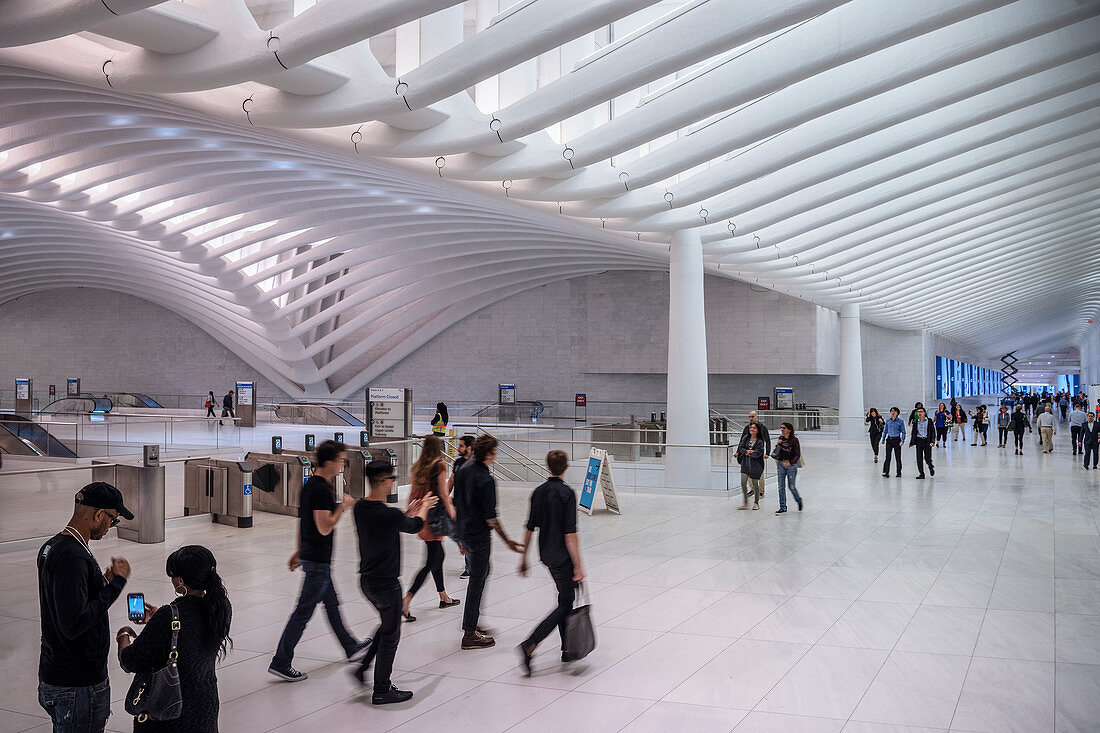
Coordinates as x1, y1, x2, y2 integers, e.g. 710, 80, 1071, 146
0, 0, 1097, 397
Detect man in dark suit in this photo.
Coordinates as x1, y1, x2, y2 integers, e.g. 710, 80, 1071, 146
1082, 413, 1100, 470
909, 406, 936, 479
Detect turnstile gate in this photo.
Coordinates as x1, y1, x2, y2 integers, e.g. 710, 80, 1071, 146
244, 452, 312, 517
183, 459, 253, 528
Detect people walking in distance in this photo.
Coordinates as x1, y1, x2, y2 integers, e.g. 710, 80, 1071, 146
116, 545, 232, 733
402, 435, 460, 621
907, 402, 924, 427
739, 411, 771, 496
516, 450, 586, 677
910, 407, 936, 479
1059, 394, 1070, 421
270, 441, 369, 682
737, 422, 766, 510
969, 405, 989, 446
431, 402, 449, 436
1082, 413, 1100, 469
881, 407, 906, 478
205, 391, 217, 418
934, 403, 950, 447
996, 405, 1011, 448
1068, 403, 1087, 455
453, 434, 524, 650
1036, 405, 1057, 453
772, 422, 803, 514
865, 408, 885, 463
1010, 405, 1032, 455
950, 404, 968, 443
38, 482, 133, 733
352, 461, 436, 704
219, 389, 235, 425
448, 435, 476, 579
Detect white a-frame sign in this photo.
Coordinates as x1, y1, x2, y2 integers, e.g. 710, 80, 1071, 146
579, 447, 621, 516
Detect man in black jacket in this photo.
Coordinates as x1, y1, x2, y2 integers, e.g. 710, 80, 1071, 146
219, 389, 235, 425
1082, 413, 1100, 470
909, 407, 936, 479
38, 483, 133, 733
517, 450, 586, 676
453, 434, 524, 650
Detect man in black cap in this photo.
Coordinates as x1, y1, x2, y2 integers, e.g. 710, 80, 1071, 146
352, 460, 437, 704
37, 482, 133, 732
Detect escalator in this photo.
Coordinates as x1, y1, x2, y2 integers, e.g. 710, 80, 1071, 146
0, 414, 77, 457
272, 403, 365, 427
40, 396, 112, 414
105, 392, 163, 408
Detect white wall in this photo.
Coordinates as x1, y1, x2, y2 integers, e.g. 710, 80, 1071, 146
0, 288, 290, 404
1080, 321, 1100, 391
860, 322, 925, 412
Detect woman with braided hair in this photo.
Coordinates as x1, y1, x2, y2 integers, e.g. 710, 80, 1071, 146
116, 545, 232, 731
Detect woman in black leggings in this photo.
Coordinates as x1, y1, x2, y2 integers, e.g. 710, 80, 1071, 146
402, 435, 460, 620
1009, 406, 1032, 455
865, 408, 885, 463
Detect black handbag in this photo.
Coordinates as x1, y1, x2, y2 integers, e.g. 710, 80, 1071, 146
427, 503, 455, 537
125, 604, 183, 722
564, 583, 596, 661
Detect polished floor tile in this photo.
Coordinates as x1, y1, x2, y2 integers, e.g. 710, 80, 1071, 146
2, 433, 1097, 731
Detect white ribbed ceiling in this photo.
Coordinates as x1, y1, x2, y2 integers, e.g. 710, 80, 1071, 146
1, 0, 1098, 397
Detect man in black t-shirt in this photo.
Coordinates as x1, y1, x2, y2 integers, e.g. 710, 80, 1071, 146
517, 451, 586, 676
270, 441, 369, 682
38, 482, 133, 732
453, 434, 524, 650
353, 460, 436, 704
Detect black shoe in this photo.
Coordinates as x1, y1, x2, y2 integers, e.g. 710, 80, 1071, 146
896, 473, 901, 477
459, 570, 470, 579
562, 651, 577, 663
775, 508, 787, 515
372, 685, 413, 705
929, 467, 935, 477
916, 475, 925, 479
517, 643, 534, 677
348, 638, 372, 663
797, 499, 803, 511
882, 473, 889, 478
439, 598, 461, 608
268, 664, 308, 682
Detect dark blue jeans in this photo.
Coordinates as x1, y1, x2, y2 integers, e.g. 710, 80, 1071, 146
38, 678, 110, 733
273, 561, 357, 667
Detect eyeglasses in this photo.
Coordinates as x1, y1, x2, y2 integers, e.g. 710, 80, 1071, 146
102, 510, 121, 527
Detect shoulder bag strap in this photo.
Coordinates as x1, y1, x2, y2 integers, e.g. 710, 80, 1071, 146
168, 603, 180, 661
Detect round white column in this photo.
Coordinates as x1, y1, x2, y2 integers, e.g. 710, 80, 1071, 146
666, 228, 712, 490
838, 302, 865, 441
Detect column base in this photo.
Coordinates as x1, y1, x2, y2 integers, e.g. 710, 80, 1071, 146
665, 446, 713, 490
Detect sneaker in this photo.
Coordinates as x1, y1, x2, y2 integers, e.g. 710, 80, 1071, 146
461, 631, 496, 650
268, 664, 308, 682
459, 570, 470, 579
372, 684, 413, 705
775, 508, 787, 515
517, 643, 534, 677
929, 466, 935, 477
348, 638, 372, 663
797, 499, 803, 511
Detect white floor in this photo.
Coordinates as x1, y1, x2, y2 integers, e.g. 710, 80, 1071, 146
2, 430, 1098, 732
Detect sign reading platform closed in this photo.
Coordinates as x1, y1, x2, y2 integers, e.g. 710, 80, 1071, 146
367, 387, 411, 438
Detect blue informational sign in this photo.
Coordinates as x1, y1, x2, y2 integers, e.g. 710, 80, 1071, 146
579, 455, 602, 511
244, 483, 253, 496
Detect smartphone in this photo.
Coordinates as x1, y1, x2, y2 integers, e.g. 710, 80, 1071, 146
127, 593, 145, 623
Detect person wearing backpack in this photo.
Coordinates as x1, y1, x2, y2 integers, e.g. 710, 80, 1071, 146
402, 435, 460, 621
115, 545, 232, 732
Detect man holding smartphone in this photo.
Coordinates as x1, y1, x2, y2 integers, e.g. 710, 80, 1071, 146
270, 441, 370, 682
37, 482, 133, 733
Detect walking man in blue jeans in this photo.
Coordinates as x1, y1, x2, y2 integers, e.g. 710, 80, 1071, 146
38, 482, 134, 732
270, 441, 370, 681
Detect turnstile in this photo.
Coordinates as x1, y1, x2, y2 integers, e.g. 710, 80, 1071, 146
343, 446, 402, 502
92, 459, 165, 543
244, 451, 312, 517
183, 459, 254, 528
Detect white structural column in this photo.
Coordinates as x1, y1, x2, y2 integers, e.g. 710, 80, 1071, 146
838, 303, 865, 441
666, 228, 712, 490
